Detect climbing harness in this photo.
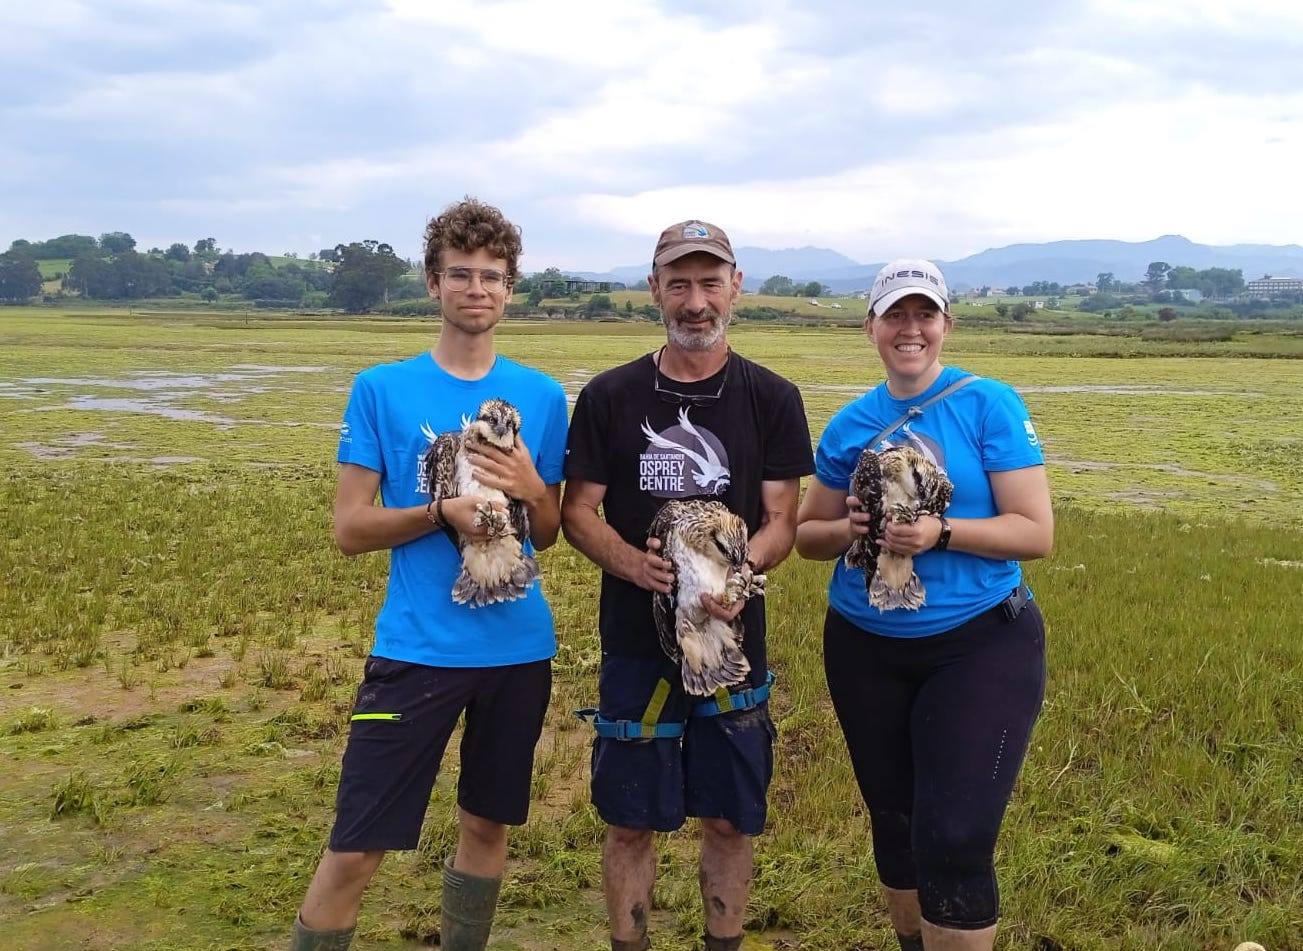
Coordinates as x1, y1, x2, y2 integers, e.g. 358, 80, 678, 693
576, 670, 775, 741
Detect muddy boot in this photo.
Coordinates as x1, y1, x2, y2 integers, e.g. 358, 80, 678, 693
290, 914, 355, 950
440, 857, 502, 951
704, 932, 743, 950
611, 937, 651, 950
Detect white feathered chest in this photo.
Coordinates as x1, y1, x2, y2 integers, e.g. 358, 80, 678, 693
649, 499, 766, 696
421, 398, 539, 607
845, 445, 953, 611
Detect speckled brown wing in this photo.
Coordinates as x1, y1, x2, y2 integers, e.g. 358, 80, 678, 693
422, 432, 464, 551
845, 447, 885, 595
647, 500, 682, 663
508, 498, 530, 545
918, 458, 953, 516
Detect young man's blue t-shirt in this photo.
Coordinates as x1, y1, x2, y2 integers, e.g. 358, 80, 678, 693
337, 352, 568, 667
815, 365, 1044, 638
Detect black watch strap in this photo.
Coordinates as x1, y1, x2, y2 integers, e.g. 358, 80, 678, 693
932, 515, 951, 551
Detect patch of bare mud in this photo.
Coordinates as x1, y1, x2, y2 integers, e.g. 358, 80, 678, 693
1257, 558, 1303, 569
1017, 385, 1262, 396
0, 633, 362, 725
787, 383, 1262, 398
39, 397, 239, 424
1107, 489, 1185, 507
132, 455, 205, 465
13, 433, 137, 460
1, 366, 336, 430
1047, 456, 1278, 492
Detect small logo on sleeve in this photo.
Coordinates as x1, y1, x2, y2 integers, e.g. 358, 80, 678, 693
1023, 420, 1039, 447
339, 422, 351, 444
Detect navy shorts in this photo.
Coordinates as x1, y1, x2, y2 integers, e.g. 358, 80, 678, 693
590, 655, 776, 837
328, 655, 551, 852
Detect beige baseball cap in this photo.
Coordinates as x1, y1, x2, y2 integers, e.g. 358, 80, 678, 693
653, 220, 736, 268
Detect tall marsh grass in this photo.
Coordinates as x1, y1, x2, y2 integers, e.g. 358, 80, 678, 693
2, 461, 1298, 948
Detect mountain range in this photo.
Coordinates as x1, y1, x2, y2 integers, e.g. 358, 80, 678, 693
576, 235, 1303, 293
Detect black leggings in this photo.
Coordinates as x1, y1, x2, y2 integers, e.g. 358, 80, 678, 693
823, 600, 1045, 929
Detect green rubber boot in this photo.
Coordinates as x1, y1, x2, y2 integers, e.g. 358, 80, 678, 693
440, 857, 502, 951
290, 914, 355, 950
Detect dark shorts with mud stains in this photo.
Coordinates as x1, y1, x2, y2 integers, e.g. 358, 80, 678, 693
328, 655, 551, 852
590, 655, 776, 836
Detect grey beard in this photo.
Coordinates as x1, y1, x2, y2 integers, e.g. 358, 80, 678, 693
665, 313, 728, 351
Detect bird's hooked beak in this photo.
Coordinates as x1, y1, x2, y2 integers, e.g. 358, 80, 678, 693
728, 544, 747, 568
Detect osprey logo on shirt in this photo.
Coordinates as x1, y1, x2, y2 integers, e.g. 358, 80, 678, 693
638, 407, 731, 497
414, 415, 476, 493
878, 423, 948, 473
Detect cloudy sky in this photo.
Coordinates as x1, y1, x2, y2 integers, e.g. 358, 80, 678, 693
4, 0, 1302, 271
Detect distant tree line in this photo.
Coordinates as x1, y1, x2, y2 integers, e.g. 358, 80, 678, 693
758, 275, 829, 297
1, 232, 418, 312
1075, 263, 1247, 313
1155, 264, 1245, 299
0, 249, 43, 303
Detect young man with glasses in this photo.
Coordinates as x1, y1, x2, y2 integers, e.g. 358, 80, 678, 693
291, 198, 568, 951
562, 221, 814, 951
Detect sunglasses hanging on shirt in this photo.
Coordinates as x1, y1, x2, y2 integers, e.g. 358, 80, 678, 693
652, 347, 731, 406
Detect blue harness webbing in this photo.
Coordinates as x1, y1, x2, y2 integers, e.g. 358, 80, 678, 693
691, 670, 775, 718
575, 670, 775, 742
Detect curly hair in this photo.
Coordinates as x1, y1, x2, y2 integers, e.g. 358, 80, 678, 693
423, 197, 523, 285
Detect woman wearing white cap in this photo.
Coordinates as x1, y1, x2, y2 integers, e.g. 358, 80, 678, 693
795, 260, 1053, 951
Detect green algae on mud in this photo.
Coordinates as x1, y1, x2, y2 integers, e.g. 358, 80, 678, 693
3, 309, 1300, 528
1, 308, 1301, 949
2, 489, 1299, 949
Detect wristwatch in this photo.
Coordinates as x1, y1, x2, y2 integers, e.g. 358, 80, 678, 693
932, 515, 951, 551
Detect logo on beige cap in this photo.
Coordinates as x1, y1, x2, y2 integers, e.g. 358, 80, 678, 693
682, 222, 710, 239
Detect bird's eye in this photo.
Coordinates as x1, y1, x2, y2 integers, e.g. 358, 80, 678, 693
713, 537, 730, 555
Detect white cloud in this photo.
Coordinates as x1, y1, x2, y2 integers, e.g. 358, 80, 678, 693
4, 0, 1303, 267
1086, 0, 1303, 32
571, 86, 1303, 262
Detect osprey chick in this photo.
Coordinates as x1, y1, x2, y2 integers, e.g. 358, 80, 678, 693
421, 398, 539, 607
845, 445, 953, 611
648, 499, 766, 696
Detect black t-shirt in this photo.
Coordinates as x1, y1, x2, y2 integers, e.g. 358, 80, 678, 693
565, 350, 815, 680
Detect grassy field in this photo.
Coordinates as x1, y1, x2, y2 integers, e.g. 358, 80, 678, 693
36, 259, 73, 280
602, 290, 868, 319
1, 309, 1300, 950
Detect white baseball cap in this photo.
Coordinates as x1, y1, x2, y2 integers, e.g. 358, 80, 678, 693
869, 259, 950, 316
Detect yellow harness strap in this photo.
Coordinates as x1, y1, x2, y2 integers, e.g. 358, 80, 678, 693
641, 678, 672, 731
712, 685, 735, 714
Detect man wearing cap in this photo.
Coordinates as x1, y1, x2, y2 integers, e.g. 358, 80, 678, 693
562, 221, 814, 950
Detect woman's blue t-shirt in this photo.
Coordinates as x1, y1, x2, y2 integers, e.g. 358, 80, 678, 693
815, 365, 1044, 638
337, 352, 569, 667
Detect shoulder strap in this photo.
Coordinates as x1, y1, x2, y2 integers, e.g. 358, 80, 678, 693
869, 374, 980, 447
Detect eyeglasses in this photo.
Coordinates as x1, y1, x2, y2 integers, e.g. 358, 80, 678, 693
435, 267, 511, 293
652, 347, 731, 406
